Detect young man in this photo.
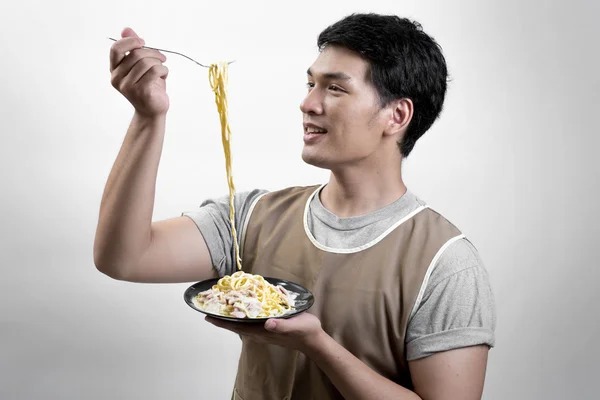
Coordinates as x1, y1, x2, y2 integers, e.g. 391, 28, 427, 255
96, 13, 495, 400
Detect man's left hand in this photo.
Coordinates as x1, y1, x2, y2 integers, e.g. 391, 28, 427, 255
205, 312, 324, 352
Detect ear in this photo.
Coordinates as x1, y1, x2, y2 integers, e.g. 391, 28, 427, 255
383, 98, 413, 138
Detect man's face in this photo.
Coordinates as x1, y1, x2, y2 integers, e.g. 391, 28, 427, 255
300, 45, 389, 169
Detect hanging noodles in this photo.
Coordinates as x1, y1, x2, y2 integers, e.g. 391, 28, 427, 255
208, 61, 242, 271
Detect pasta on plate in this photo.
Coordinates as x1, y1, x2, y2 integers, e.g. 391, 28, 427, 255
193, 271, 298, 318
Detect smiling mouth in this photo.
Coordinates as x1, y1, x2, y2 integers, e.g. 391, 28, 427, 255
305, 127, 328, 134
303, 127, 327, 144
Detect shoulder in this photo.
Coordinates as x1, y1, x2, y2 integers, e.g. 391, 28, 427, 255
254, 184, 322, 209
416, 206, 465, 240
401, 192, 486, 295
401, 191, 464, 240
199, 188, 269, 209
428, 238, 488, 288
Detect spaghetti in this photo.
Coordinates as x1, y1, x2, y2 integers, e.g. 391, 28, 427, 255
194, 271, 298, 318
208, 62, 242, 270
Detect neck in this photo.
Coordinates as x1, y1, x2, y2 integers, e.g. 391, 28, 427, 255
320, 151, 407, 218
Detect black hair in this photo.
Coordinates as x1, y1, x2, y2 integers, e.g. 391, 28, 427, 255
317, 13, 448, 157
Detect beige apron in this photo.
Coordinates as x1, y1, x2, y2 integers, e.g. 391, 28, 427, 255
233, 186, 462, 400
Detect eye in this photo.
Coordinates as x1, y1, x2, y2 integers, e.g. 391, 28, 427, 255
306, 82, 315, 90
328, 85, 344, 92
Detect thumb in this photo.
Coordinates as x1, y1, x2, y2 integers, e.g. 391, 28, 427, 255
121, 27, 140, 39
265, 319, 284, 333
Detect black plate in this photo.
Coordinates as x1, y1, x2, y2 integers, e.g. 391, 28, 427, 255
183, 276, 315, 323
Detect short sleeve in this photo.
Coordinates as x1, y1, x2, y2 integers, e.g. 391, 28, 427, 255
405, 238, 496, 360
181, 189, 268, 277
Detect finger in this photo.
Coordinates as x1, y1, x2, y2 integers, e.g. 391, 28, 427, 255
265, 318, 294, 334
111, 48, 166, 86
205, 316, 231, 328
133, 63, 169, 88
205, 316, 270, 337
109, 36, 145, 72
266, 316, 306, 334
121, 27, 139, 39
265, 319, 278, 332
120, 57, 162, 87
205, 316, 240, 333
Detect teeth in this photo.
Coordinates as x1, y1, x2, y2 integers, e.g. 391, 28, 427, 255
307, 127, 326, 133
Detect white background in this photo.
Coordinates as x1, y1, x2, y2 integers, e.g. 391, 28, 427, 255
0, 0, 598, 399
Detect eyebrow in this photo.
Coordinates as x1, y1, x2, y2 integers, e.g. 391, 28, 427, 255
307, 68, 352, 81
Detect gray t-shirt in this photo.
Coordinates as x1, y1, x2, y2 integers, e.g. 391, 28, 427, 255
183, 187, 496, 360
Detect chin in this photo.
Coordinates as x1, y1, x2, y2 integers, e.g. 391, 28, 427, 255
301, 148, 331, 170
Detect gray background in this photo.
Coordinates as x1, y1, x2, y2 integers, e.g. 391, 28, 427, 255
1, 0, 598, 399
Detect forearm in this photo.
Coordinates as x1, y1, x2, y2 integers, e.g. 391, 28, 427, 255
304, 332, 422, 400
93, 112, 166, 277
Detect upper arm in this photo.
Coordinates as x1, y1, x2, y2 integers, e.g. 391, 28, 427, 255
406, 238, 496, 360
122, 216, 218, 283
110, 189, 267, 283
405, 238, 495, 398
409, 345, 489, 400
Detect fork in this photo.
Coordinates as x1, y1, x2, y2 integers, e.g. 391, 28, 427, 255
107, 37, 234, 68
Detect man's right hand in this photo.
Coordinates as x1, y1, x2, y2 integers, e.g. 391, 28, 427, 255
98, 27, 217, 284
109, 27, 169, 118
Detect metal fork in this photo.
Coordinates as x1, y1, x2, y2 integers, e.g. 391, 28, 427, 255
107, 37, 234, 68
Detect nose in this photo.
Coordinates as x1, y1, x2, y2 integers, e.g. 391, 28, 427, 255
300, 88, 324, 115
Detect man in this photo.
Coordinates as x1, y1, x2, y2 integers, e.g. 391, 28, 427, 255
95, 13, 495, 400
